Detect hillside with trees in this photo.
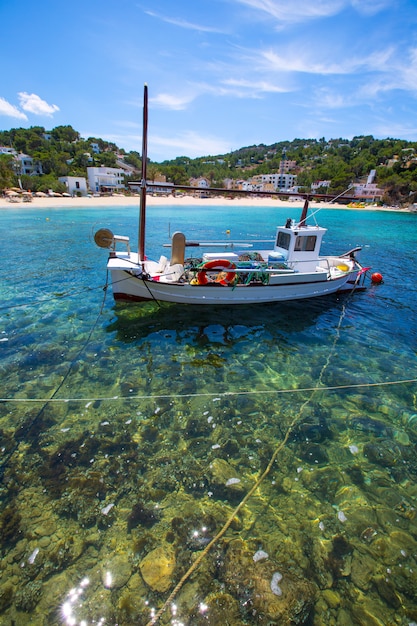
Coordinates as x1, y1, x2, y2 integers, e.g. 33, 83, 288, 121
1, 125, 417, 205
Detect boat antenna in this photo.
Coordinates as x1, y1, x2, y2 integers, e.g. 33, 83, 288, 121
138, 84, 148, 265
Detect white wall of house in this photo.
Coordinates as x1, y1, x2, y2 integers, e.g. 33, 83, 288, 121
15, 154, 43, 176
87, 167, 125, 193
59, 176, 88, 196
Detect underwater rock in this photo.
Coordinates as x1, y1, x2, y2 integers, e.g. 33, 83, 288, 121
0, 504, 22, 548
298, 442, 329, 465
373, 576, 402, 609
102, 555, 132, 589
251, 567, 315, 623
363, 439, 405, 468
0, 583, 13, 613
222, 539, 315, 624
300, 466, 343, 499
291, 412, 334, 444
350, 550, 376, 591
189, 591, 245, 625
127, 502, 160, 531
351, 605, 386, 626
207, 458, 244, 494
139, 544, 176, 592
14, 580, 43, 612
394, 566, 417, 601
321, 588, 341, 609
349, 416, 393, 438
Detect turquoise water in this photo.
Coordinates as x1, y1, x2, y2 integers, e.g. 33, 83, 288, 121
1, 204, 417, 625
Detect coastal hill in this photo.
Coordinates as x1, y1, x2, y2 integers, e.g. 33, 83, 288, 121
1, 125, 417, 206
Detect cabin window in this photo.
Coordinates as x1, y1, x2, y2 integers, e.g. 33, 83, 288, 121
276, 231, 291, 250
294, 235, 317, 251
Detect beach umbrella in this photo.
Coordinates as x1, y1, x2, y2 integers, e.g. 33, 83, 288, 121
5, 190, 18, 196
34, 191, 47, 197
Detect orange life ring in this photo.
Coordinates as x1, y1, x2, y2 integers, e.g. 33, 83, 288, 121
197, 259, 237, 285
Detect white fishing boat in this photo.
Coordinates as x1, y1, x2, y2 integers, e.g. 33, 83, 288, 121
95, 86, 369, 305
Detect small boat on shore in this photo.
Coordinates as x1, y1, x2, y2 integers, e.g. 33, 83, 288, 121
95, 86, 369, 305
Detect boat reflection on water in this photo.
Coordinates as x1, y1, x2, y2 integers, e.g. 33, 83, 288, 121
106, 293, 357, 346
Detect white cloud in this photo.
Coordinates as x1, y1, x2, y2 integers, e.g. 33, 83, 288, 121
257, 46, 394, 75
0, 97, 28, 120
373, 122, 417, 140
314, 90, 347, 109
150, 130, 231, 159
233, 0, 392, 24
18, 92, 59, 116
221, 78, 291, 94
145, 10, 227, 33
350, 0, 393, 16
150, 92, 197, 110
233, 0, 345, 24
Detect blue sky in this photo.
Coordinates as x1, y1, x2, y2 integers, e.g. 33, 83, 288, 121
1, 0, 417, 161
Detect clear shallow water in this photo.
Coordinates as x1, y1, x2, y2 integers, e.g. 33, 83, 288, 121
1, 204, 417, 625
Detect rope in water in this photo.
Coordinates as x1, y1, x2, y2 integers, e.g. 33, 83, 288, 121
1, 377, 416, 404
143, 299, 390, 625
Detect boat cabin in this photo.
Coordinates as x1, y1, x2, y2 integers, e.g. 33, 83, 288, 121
273, 221, 327, 272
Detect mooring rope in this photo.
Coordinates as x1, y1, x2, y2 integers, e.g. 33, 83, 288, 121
0, 278, 109, 476
143, 299, 368, 625
1, 377, 416, 405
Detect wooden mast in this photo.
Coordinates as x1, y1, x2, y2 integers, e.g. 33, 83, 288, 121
138, 84, 148, 264
298, 196, 309, 227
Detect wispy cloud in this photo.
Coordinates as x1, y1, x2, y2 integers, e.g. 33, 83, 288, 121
350, 0, 393, 16
150, 130, 231, 158
221, 78, 292, 94
233, 0, 392, 24
354, 46, 417, 99
255, 45, 394, 76
372, 121, 417, 139
18, 93, 59, 117
145, 10, 227, 34
313, 90, 347, 109
0, 97, 28, 120
233, 0, 345, 24
150, 92, 197, 110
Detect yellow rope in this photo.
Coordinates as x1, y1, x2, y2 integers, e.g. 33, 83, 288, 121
145, 302, 351, 625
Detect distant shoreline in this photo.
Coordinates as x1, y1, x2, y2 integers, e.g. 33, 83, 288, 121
0, 194, 412, 212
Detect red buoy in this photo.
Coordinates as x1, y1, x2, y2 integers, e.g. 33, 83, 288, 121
371, 272, 383, 284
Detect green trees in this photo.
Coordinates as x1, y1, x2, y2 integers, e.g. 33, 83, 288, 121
2, 124, 417, 204
0, 154, 17, 190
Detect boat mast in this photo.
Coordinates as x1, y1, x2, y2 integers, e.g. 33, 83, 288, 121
138, 84, 148, 264
298, 196, 309, 227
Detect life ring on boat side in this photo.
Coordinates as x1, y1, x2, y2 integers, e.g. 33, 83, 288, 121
197, 259, 237, 286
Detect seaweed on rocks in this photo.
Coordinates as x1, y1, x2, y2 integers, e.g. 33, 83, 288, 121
127, 502, 160, 531
0, 503, 22, 549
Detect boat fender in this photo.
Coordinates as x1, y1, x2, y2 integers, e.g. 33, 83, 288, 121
336, 264, 349, 272
371, 272, 383, 284
197, 259, 237, 286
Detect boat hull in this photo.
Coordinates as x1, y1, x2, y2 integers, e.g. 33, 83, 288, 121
110, 268, 358, 305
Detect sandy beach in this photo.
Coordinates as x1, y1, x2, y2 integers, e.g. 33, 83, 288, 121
0, 193, 408, 211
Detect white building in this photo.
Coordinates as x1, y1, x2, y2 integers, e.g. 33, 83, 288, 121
251, 173, 297, 191
351, 170, 383, 201
59, 176, 88, 196
311, 180, 331, 191
87, 166, 126, 193
0, 146, 17, 156
15, 154, 43, 176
